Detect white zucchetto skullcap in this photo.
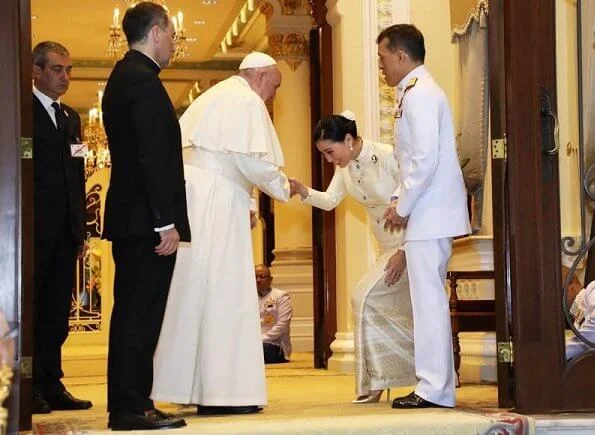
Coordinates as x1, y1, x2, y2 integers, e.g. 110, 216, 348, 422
239, 52, 277, 70
340, 110, 356, 121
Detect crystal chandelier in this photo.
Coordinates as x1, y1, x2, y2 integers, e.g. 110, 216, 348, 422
84, 90, 111, 178
107, 3, 188, 61
171, 10, 188, 61
107, 7, 123, 58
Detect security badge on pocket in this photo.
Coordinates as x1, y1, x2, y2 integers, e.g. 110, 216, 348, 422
70, 142, 88, 158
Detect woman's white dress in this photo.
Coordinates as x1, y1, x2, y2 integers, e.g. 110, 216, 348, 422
302, 140, 416, 395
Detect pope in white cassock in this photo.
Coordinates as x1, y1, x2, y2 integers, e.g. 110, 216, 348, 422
151, 52, 290, 415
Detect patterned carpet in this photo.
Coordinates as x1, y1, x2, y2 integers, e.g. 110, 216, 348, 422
31, 354, 533, 434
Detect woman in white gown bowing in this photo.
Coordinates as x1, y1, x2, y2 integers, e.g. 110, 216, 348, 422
290, 111, 416, 403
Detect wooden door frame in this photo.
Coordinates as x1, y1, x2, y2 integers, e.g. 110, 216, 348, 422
487, 0, 514, 408
19, 0, 35, 431
0, 0, 33, 431
501, 0, 595, 413
18, 0, 33, 429
309, 0, 336, 369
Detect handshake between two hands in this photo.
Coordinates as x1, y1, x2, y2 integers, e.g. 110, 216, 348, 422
288, 178, 307, 199
248, 178, 305, 229
285, 177, 409, 232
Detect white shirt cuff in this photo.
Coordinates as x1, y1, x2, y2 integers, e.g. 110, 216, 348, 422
154, 224, 175, 232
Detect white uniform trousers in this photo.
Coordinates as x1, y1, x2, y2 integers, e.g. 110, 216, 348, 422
405, 238, 455, 407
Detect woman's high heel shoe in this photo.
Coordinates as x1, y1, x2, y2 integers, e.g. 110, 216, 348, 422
351, 389, 384, 404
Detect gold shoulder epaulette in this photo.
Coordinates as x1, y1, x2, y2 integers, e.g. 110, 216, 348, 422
394, 77, 418, 119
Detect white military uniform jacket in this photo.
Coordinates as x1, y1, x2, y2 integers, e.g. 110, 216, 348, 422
259, 287, 292, 360
567, 280, 595, 359
393, 65, 471, 241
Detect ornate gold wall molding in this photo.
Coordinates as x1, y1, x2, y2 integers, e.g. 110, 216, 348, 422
377, 0, 397, 145
264, 0, 313, 70
269, 32, 309, 71
280, 0, 303, 15
260, 2, 274, 20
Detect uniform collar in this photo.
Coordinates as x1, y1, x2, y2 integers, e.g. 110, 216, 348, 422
258, 287, 273, 299
397, 64, 427, 92
33, 85, 60, 111
353, 139, 371, 164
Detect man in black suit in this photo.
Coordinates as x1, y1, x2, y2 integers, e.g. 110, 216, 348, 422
32, 41, 93, 414
101, 2, 190, 431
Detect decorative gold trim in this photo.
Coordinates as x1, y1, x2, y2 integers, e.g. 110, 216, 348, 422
269, 32, 309, 71
377, 0, 397, 145
260, 2, 274, 19
0, 363, 13, 432
451, 0, 489, 40
280, 0, 303, 15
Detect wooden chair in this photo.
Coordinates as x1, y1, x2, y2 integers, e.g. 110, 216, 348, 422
447, 270, 495, 386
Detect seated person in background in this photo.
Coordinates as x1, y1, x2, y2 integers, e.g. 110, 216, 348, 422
566, 278, 595, 360
562, 265, 583, 309
256, 265, 292, 364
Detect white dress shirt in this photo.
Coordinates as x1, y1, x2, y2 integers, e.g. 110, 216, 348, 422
33, 85, 60, 128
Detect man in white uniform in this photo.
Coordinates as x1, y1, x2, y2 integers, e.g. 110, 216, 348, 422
377, 24, 471, 409
567, 280, 595, 360
256, 265, 292, 363
151, 52, 290, 415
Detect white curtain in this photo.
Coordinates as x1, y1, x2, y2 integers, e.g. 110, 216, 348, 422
453, 5, 489, 233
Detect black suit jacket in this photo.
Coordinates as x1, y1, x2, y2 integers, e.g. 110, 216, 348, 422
101, 50, 190, 242
33, 95, 85, 245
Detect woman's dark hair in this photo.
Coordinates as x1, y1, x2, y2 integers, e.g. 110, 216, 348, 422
122, 2, 169, 45
312, 114, 358, 143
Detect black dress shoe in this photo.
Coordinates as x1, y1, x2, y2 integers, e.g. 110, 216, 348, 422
197, 405, 262, 415
45, 389, 93, 410
109, 409, 187, 431
32, 389, 52, 414
391, 392, 450, 409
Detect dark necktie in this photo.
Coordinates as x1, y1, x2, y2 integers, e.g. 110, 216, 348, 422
51, 101, 67, 136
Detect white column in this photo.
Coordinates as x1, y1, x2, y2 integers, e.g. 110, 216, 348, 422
326, 0, 411, 373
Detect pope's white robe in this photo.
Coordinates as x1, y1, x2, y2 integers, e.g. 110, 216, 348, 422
151, 75, 289, 406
